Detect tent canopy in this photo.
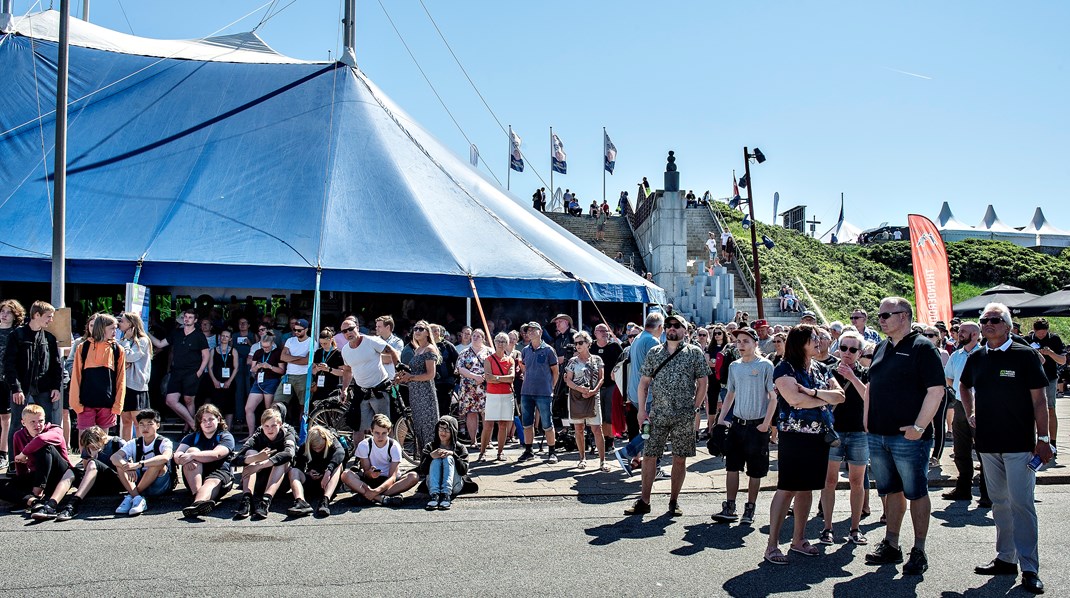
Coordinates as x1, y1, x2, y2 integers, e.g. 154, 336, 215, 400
0, 11, 664, 304
952, 284, 1040, 316
1016, 285, 1070, 318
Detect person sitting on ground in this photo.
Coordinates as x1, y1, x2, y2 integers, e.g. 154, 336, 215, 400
175, 404, 236, 518
287, 425, 346, 518
419, 415, 470, 510
589, 200, 599, 218
0, 404, 72, 514
34, 426, 125, 521
231, 405, 297, 520
340, 414, 419, 507
111, 408, 175, 516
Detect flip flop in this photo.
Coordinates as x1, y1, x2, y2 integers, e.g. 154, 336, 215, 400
577, 460, 588, 470
599, 462, 611, 472
764, 547, 789, 565
790, 542, 820, 557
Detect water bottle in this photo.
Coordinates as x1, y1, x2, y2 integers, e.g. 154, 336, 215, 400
641, 420, 651, 440
1027, 454, 1043, 472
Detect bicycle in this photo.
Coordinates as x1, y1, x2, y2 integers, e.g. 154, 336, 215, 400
309, 383, 422, 463
307, 386, 356, 440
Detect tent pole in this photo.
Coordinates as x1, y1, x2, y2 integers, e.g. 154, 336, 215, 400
82, 0, 89, 21
467, 278, 491, 337
602, 127, 606, 204
466, 298, 472, 327
549, 126, 553, 200
301, 267, 322, 442
506, 125, 511, 191
341, 0, 356, 66
51, 0, 70, 309
577, 300, 583, 330
1, 1, 12, 15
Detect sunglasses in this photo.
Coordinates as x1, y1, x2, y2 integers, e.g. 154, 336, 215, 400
978, 317, 1006, 325
922, 333, 938, 339
861, 353, 874, 359
294, 328, 306, 333
666, 323, 685, 329
839, 345, 861, 354
627, 334, 639, 339
878, 311, 908, 320
850, 315, 865, 320
340, 327, 356, 333
773, 339, 784, 344
413, 326, 427, 332
697, 333, 708, 337
574, 340, 589, 345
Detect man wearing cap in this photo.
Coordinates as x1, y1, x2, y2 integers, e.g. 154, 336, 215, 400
942, 321, 989, 505
849, 308, 881, 344
801, 311, 818, 325
1026, 319, 1065, 458
550, 314, 578, 428
712, 327, 775, 525
624, 313, 710, 516
614, 312, 664, 473
518, 322, 559, 463
753, 320, 774, 356
275, 318, 313, 427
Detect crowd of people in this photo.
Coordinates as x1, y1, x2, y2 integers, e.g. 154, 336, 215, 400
0, 295, 1059, 592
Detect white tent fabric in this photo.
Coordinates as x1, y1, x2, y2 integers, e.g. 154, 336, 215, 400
820, 220, 863, 244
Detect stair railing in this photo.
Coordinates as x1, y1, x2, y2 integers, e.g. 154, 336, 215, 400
706, 203, 756, 298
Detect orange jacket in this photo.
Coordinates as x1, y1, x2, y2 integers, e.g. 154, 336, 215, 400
70, 340, 127, 415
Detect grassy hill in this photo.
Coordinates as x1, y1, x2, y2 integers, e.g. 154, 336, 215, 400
714, 204, 1070, 336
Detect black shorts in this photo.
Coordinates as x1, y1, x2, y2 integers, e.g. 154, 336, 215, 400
0, 380, 9, 415
73, 460, 124, 496
350, 466, 388, 489
167, 371, 201, 397
724, 421, 770, 478
183, 463, 235, 491
122, 389, 150, 413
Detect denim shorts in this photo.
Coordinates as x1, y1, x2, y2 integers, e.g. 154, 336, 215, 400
828, 431, 870, 466
250, 378, 280, 396
520, 394, 553, 429
139, 468, 176, 497
868, 433, 932, 500
1045, 379, 1057, 409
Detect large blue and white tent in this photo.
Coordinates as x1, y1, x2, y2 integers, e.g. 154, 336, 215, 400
0, 10, 664, 304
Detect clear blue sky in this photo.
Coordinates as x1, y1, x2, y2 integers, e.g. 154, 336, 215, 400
13, 1, 1070, 233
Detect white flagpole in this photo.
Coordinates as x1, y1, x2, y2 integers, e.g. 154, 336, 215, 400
507, 125, 512, 190
602, 127, 606, 204
549, 126, 554, 196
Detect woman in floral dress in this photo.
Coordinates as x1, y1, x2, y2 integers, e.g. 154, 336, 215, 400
396, 320, 441, 451
456, 329, 492, 447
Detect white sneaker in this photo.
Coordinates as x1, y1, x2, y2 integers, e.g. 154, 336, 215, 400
653, 467, 668, 481
115, 495, 134, 515
129, 496, 147, 516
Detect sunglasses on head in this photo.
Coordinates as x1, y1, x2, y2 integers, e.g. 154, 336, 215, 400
878, 311, 907, 320
839, 345, 861, 354
978, 317, 1005, 325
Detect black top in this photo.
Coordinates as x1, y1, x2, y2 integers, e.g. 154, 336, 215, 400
817, 355, 839, 368
211, 346, 237, 381
80, 436, 125, 471
294, 439, 347, 475
831, 364, 868, 433
179, 429, 235, 474
866, 330, 945, 438
313, 347, 345, 398
231, 424, 297, 466
3, 325, 63, 394
961, 342, 1048, 453
592, 340, 624, 373
251, 347, 283, 381
169, 327, 209, 373
552, 328, 578, 364
1026, 332, 1065, 381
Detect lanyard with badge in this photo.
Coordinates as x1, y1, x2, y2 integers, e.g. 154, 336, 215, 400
257, 350, 270, 384
317, 348, 335, 387
219, 347, 232, 379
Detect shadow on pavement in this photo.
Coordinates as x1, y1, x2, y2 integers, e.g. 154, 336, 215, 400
932, 502, 994, 529
584, 511, 678, 546
674, 521, 756, 556
721, 540, 856, 597
829, 566, 922, 597
937, 575, 1017, 597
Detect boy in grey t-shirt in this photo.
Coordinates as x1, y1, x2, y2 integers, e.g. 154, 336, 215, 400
712, 328, 775, 525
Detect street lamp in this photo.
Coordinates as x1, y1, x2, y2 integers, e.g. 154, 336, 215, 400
742, 146, 766, 318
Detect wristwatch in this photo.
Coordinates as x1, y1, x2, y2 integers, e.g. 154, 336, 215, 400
1038, 435, 1051, 443
911, 424, 924, 434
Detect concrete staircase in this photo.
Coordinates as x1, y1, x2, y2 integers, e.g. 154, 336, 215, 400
543, 212, 646, 273
735, 297, 802, 328
686, 208, 750, 299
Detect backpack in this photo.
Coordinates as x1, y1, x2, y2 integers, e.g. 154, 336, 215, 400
362, 436, 397, 470
81, 340, 122, 392
135, 436, 177, 487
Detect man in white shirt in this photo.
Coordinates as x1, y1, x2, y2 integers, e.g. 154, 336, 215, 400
705, 232, 720, 271
339, 323, 400, 443
274, 319, 313, 426
340, 414, 418, 507
375, 316, 406, 381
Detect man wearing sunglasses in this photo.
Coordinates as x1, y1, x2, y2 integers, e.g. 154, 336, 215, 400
339, 321, 401, 444
864, 297, 946, 575
942, 322, 989, 506
849, 308, 881, 344
1026, 319, 1064, 460
959, 303, 1050, 594
274, 318, 313, 427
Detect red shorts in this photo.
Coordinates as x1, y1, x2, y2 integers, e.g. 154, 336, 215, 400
77, 406, 117, 430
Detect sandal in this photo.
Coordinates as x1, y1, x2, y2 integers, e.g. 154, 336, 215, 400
789, 541, 820, 557
577, 460, 588, 470
764, 547, 789, 565
495, 452, 505, 462
599, 461, 611, 472
476, 452, 486, 462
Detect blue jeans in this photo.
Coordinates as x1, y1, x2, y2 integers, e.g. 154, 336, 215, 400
428, 456, 455, 496
520, 394, 553, 429
828, 431, 870, 466
620, 400, 653, 460
868, 433, 933, 500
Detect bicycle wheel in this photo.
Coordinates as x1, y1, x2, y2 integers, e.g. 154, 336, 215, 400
309, 401, 353, 440
392, 414, 419, 464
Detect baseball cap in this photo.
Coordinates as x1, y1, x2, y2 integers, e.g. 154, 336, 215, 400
295, 318, 309, 329
801, 310, 817, 320
731, 327, 759, 341
664, 313, 689, 329
752, 319, 769, 329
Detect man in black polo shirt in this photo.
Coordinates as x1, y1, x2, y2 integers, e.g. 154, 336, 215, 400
150, 309, 209, 429
591, 323, 623, 450
1026, 319, 1064, 458
960, 303, 1050, 595
864, 297, 945, 575
550, 314, 577, 428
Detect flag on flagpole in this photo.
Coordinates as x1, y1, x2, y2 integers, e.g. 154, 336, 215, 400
509, 130, 524, 172
732, 172, 740, 198
604, 131, 617, 174
470, 143, 479, 167
551, 133, 567, 174
835, 196, 845, 234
